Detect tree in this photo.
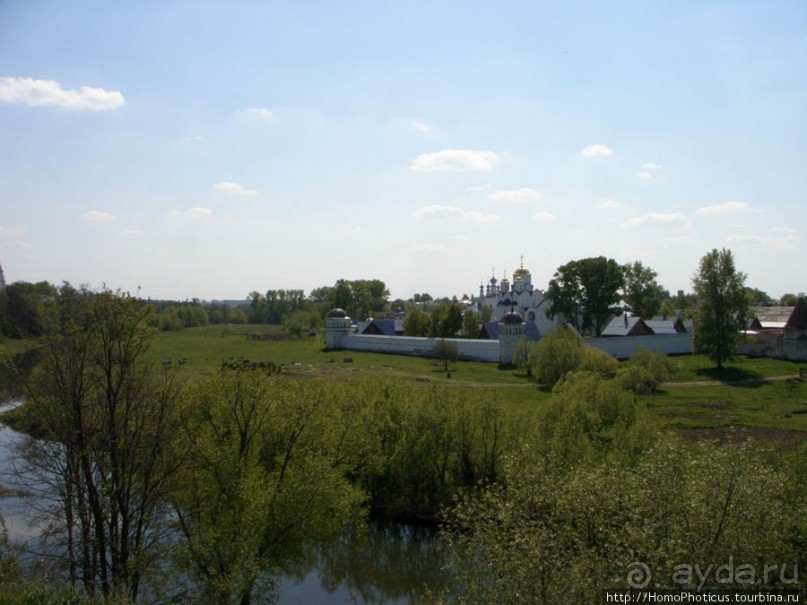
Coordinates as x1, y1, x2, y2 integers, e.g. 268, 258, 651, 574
745, 286, 774, 306
441, 303, 463, 338
403, 307, 429, 336
432, 338, 459, 371
462, 309, 480, 339
691, 248, 749, 370
780, 293, 799, 306
622, 261, 665, 319
545, 257, 624, 336
172, 373, 364, 604
12, 288, 181, 600
528, 327, 582, 386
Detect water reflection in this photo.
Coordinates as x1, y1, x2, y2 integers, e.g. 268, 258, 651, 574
279, 522, 447, 605
2, 404, 449, 604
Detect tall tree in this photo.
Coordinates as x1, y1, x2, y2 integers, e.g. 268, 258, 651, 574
621, 261, 666, 319
545, 257, 624, 336
13, 288, 181, 600
691, 248, 749, 370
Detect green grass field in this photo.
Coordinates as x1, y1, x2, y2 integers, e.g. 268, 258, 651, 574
142, 325, 807, 440
5, 324, 806, 440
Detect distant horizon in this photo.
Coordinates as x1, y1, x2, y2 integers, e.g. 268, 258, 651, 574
2, 257, 804, 306
2, 2, 805, 304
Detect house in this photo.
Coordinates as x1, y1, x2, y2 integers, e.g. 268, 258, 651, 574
360, 319, 403, 336
739, 298, 807, 361
748, 306, 794, 331
601, 314, 654, 337
784, 298, 807, 341
645, 316, 687, 335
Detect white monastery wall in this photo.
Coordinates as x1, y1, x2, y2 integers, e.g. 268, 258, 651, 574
336, 332, 692, 362
340, 334, 500, 362
588, 333, 692, 359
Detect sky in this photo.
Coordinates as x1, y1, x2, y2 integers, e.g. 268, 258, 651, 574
1, 1, 805, 302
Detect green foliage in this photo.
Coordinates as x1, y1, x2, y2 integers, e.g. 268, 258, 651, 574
461, 308, 480, 339
780, 293, 799, 306
248, 289, 306, 323
445, 436, 805, 604
529, 327, 583, 386
283, 309, 321, 338
12, 288, 179, 601
0, 280, 57, 338
617, 348, 675, 395
432, 338, 459, 371
172, 372, 365, 604
403, 307, 429, 336
0, 515, 21, 585
309, 279, 389, 320
545, 256, 625, 336
622, 260, 666, 319
577, 345, 618, 378
353, 383, 512, 519
745, 286, 775, 306
0, 582, 131, 605
692, 248, 750, 369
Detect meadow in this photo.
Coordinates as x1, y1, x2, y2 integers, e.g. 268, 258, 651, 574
146, 324, 807, 441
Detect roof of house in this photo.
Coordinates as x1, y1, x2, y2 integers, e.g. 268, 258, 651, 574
785, 298, 807, 330
360, 319, 399, 336
601, 315, 653, 337
645, 317, 687, 334
752, 305, 794, 328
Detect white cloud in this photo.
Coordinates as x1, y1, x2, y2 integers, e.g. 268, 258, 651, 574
0, 240, 30, 248
486, 188, 542, 203
413, 204, 499, 224
639, 162, 662, 178
83, 210, 117, 222
410, 120, 430, 132
580, 144, 613, 158
534, 212, 556, 221
121, 229, 143, 237
723, 227, 797, 250
599, 199, 623, 209
246, 107, 273, 117
213, 181, 258, 196
696, 200, 758, 215
622, 212, 689, 229
171, 207, 213, 218
0, 77, 124, 111
409, 149, 498, 172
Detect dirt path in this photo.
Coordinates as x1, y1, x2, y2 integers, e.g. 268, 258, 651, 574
661, 374, 802, 388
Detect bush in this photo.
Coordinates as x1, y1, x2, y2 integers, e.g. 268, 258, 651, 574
617, 349, 674, 394
578, 346, 619, 378
530, 327, 582, 386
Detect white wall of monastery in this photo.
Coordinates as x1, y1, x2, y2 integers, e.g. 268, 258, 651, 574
331, 332, 692, 362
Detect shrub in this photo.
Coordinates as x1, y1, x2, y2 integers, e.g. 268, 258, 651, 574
530, 327, 582, 386
617, 349, 674, 394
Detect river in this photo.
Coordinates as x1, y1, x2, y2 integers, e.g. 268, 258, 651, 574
0, 405, 447, 604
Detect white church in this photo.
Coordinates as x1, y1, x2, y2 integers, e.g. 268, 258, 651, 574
471, 258, 558, 338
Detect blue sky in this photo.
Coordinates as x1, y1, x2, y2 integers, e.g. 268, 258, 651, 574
1, 1, 805, 302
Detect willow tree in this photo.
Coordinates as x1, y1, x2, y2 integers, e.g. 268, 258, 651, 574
691, 248, 749, 370
171, 372, 365, 605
